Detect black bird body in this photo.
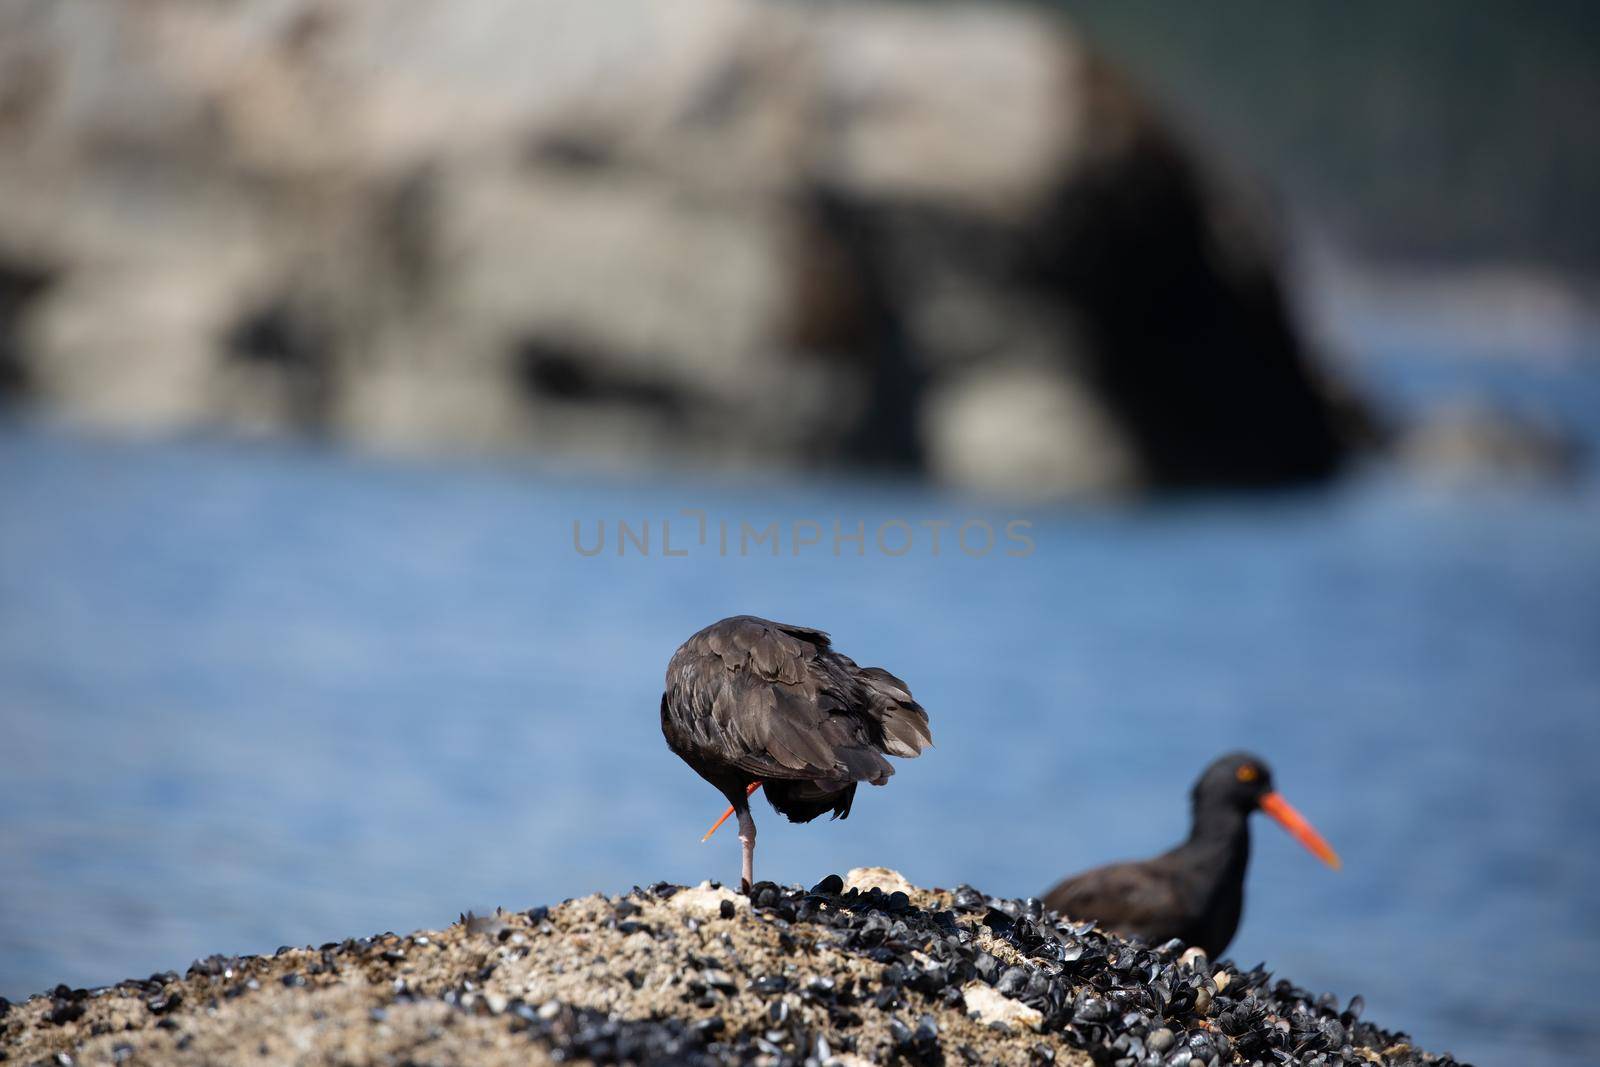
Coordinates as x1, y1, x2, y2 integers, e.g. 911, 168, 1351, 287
1043, 753, 1339, 959
1043, 800, 1251, 959
662, 615, 932, 888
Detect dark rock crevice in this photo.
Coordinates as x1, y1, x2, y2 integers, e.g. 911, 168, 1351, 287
0, 257, 52, 404
1029, 71, 1352, 489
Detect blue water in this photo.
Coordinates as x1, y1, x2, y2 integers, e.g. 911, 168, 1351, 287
2, 353, 1598, 1067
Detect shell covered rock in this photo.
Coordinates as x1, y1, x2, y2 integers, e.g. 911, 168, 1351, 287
0, 875, 1469, 1066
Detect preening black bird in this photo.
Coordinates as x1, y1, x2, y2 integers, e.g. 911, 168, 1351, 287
1042, 752, 1340, 959
661, 615, 933, 891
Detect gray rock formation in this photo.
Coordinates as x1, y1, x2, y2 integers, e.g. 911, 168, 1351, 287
0, 0, 1360, 494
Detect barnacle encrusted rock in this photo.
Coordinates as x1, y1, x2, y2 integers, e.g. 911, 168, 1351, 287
843, 865, 917, 896
0, 872, 1469, 1066
961, 980, 1045, 1032
665, 880, 751, 920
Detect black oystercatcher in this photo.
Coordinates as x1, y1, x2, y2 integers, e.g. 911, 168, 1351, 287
661, 616, 932, 891
1042, 752, 1340, 958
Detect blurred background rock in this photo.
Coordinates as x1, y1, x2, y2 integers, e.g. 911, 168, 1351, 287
3, 1, 1593, 494
0, 0, 1473, 496
3, 0, 1593, 493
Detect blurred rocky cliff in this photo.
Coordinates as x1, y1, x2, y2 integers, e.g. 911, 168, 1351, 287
0, 0, 1365, 495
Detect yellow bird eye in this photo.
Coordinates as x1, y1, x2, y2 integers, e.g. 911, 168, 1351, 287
1236, 765, 1259, 783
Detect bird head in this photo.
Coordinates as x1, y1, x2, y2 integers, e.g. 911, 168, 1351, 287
1195, 752, 1341, 869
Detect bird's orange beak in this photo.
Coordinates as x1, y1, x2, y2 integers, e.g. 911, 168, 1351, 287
1259, 791, 1341, 869
701, 781, 763, 842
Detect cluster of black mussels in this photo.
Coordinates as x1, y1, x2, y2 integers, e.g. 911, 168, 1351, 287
447, 876, 1462, 1067
2, 877, 1468, 1067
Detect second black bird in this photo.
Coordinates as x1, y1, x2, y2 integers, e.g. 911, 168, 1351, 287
1043, 752, 1340, 958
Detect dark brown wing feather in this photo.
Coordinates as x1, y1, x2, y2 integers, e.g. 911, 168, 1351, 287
1042, 859, 1194, 945
661, 615, 932, 822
